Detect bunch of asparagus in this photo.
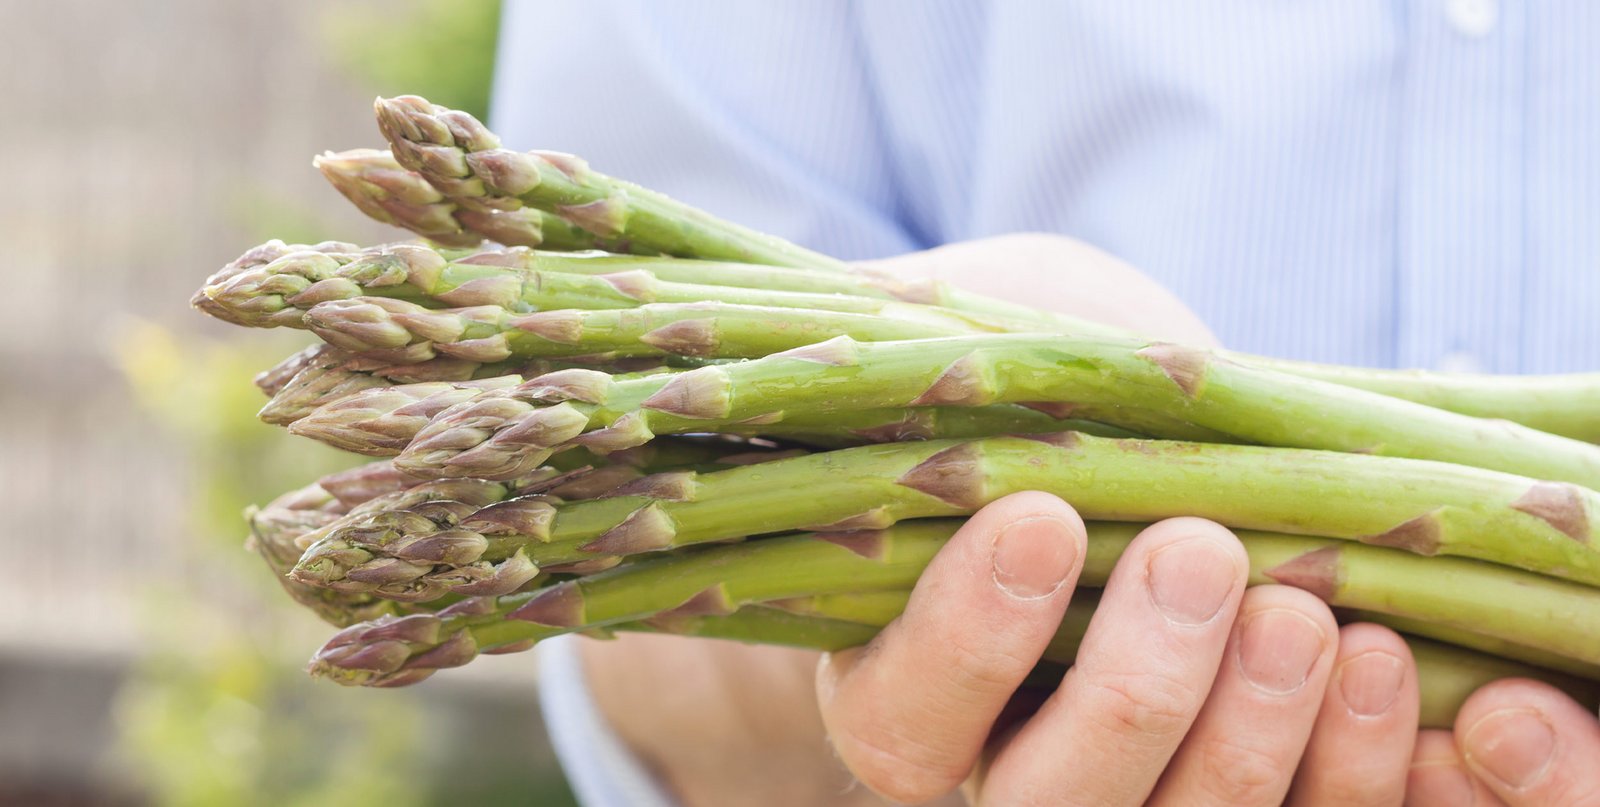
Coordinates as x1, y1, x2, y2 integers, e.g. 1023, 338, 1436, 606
197, 95, 1600, 728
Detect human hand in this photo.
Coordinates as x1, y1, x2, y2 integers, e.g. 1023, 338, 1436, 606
819, 492, 1441, 805
1406, 679, 1600, 805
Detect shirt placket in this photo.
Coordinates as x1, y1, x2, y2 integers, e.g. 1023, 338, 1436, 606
1396, 0, 1526, 373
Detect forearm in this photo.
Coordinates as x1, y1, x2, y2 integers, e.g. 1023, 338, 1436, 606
576, 635, 943, 807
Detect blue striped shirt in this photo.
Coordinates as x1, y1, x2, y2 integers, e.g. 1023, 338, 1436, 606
493, 2, 1600, 803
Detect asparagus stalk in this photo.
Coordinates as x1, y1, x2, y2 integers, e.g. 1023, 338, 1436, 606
375, 96, 849, 271
394, 335, 1600, 490
216, 241, 1600, 441
687, 604, 1598, 730
290, 436, 818, 595
291, 369, 1151, 459
1254, 358, 1600, 444
257, 341, 713, 429
304, 519, 1600, 726
314, 435, 811, 512
301, 298, 984, 363
315, 149, 609, 251
1405, 638, 1600, 729
302, 433, 1600, 596
257, 342, 684, 427
195, 241, 1017, 335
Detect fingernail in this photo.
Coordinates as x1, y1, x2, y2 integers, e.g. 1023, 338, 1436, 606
1463, 708, 1556, 789
1147, 536, 1238, 625
992, 516, 1078, 600
1338, 651, 1405, 717
1236, 609, 1325, 694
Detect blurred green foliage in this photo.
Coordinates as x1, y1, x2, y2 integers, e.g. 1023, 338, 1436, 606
112, 322, 427, 807
323, 0, 502, 121
112, 323, 428, 807
113, 323, 577, 807
103, 5, 579, 804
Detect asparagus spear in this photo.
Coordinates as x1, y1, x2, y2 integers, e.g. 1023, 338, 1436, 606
304, 519, 1600, 724
395, 335, 1600, 489
291, 369, 1153, 459
713, 604, 1600, 730
1254, 358, 1600, 444
302, 433, 1600, 595
196, 241, 1021, 335
214, 241, 1600, 441
257, 342, 684, 427
1405, 638, 1600, 728
301, 298, 983, 363
315, 149, 608, 251
190, 239, 362, 323
375, 96, 850, 271
313, 435, 810, 512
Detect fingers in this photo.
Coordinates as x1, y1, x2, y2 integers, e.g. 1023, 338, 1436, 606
816, 492, 1087, 804
1147, 585, 1338, 806
981, 517, 1248, 806
1454, 678, 1600, 806
1406, 730, 1505, 806
1289, 623, 1421, 806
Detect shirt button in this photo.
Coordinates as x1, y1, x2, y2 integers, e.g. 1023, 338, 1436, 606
1446, 0, 1497, 37
1436, 351, 1485, 374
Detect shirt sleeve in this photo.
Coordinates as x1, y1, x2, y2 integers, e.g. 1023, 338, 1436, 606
537, 636, 681, 807
489, 0, 921, 260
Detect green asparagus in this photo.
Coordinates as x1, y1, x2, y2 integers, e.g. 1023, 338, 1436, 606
392, 335, 1600, 489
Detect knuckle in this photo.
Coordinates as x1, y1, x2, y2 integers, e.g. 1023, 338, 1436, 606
945, 639, 1031, 702
1194, 736, 1288, 805
832, 720, 968, 803
1081, 668, 1202, 743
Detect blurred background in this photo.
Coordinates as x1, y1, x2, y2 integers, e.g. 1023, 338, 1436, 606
0, 1, 580, 803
